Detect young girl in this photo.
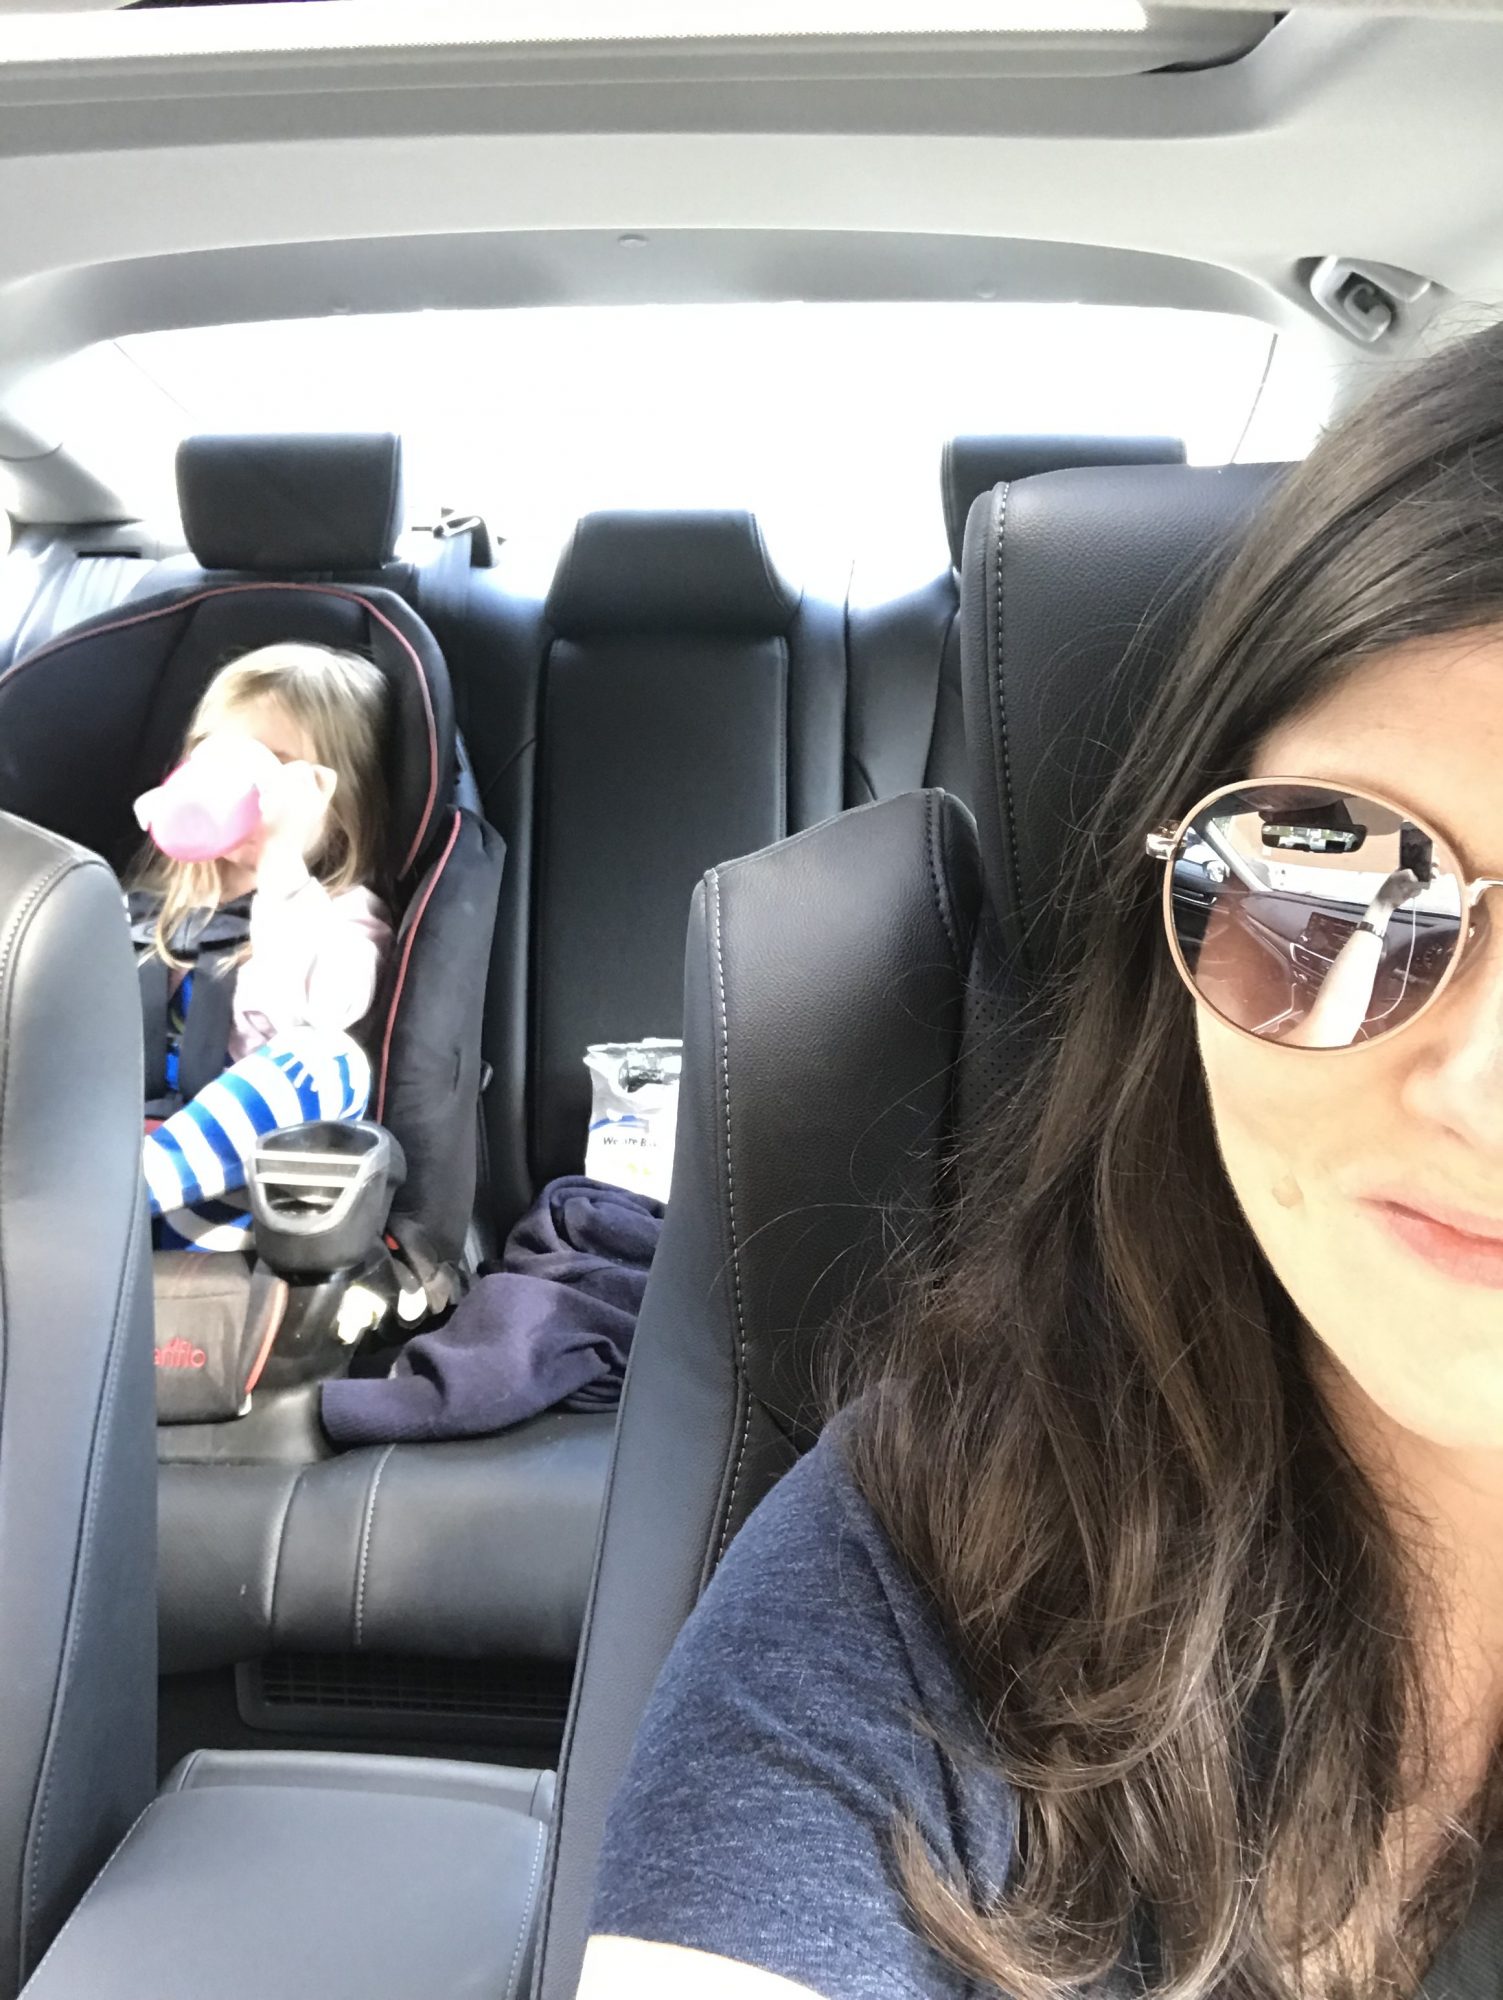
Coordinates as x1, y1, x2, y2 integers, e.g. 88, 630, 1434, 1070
135, 642, 394, 1252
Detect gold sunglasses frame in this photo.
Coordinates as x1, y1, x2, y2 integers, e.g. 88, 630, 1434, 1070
1146, 776, 1503, 1054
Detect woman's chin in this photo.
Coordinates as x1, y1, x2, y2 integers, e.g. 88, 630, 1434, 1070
1315, 1285, 1503, 1452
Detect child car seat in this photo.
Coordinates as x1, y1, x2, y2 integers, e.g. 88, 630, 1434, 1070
0, 577, 504, 1381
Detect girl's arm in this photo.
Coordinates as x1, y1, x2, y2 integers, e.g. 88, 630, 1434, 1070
244, 869, 392, 1038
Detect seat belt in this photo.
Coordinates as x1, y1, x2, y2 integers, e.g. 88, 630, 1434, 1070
138, 953, 172, 1105
129, 892, 253, 1117
176, 956, 241, 1104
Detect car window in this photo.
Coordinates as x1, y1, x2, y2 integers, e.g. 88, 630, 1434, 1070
56, 299, 1315, 578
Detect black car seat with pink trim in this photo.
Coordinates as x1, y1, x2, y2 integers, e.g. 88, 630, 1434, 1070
0, 578, 503, 1291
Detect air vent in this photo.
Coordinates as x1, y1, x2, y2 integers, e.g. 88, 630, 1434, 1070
239, 1652, 574, 1746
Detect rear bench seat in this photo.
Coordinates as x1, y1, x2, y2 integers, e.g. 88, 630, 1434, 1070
0, 429, 1189, 1723
155, 477, 847, 1703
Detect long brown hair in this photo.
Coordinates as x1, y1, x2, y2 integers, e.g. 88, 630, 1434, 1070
847, 319, 1503, 1998
139, 641, 388, 963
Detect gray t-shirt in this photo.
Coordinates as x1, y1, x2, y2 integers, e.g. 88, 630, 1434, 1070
589, 1420, 1025, 1998
591, 1423, 1503, 1999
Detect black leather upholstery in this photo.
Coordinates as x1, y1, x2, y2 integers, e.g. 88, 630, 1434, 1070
545, 510, 800, 639
177, 434, 406, 575
0, 814, 156, 1993
158, 1411, 616, 1672
845, 569, 964, 804
940, 432, 1186, 570
25, 1751, 552, 2000
846, 436, 1190, 813
533, 789, 981, 2000
160, 1748, 554, 1816
529, 509, 844, 1186
958, 463, 1283, 983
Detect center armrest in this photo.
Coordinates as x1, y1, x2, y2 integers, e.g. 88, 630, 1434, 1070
23, 1751, 553, 2000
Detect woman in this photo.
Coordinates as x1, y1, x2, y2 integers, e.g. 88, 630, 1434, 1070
582, 319, 1503, 1998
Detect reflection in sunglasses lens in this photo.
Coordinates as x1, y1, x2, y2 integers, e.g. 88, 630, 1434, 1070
1169, 786, 1463, 1048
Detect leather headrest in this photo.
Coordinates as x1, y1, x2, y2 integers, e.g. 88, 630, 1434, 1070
545, 511, 801, 640
959, 462, 1286, 980
941, 433, 1186, 570
177, 434, 406, 574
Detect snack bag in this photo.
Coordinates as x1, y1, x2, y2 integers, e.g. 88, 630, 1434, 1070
583, 1039, 682, 1204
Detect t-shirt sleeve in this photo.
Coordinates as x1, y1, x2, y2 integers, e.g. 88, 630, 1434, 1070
588, 1433, 1011, 2000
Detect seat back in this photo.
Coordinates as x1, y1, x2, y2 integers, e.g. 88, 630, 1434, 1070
0, 813, 156, 1992
0, 579, 501, 1264
844, 432, 1188, 809
533, 788, 981, 2000
534, 458, 1288, 1999
527, 509, 845, 1188
957, 460, 1285, 1120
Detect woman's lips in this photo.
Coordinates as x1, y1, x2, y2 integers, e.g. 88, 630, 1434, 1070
1362, 1195, 1503, 1290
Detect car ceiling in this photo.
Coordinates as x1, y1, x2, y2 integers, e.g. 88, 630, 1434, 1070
0, 1, 1501, 516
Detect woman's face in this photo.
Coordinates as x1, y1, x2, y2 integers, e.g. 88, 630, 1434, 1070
1197, 632, 1503, 1450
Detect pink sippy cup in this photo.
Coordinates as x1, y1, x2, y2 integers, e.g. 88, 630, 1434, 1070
133, 735, 280, 864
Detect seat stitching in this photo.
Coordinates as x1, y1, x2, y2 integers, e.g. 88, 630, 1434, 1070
354, 1445, 396, 1649
503, 1822, 548, 2000
990, 485, 1027, 962
20, 1800, 159, 1992
709, 869, 752, 1571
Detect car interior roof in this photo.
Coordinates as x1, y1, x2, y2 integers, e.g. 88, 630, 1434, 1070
0, 4, 1500, 521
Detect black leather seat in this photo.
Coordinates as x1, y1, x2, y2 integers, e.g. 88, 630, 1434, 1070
844, 432, 1187, 808
530, 457, 1280, 1999
24, 1751, 555, 2000
525, 508, 846, 1186
0, 813, 155, 1994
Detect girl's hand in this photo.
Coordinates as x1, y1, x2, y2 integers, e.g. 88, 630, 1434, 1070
255, 761, 337, 892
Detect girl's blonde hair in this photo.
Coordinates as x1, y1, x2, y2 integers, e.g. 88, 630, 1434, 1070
142, 642, 389, 964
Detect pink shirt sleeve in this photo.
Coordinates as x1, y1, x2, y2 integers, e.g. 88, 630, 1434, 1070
228, 881, 394, 1062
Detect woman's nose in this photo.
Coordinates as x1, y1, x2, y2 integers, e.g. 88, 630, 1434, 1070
1402, 911, 1503, 1154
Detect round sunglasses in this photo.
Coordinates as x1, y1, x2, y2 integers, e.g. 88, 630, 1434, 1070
1146, 779, 1503, 1052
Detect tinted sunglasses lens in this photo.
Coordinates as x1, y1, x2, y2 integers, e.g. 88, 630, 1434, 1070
1166, 784, 1465, 1048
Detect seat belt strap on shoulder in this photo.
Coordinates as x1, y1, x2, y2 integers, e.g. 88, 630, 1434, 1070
177, 953, 241, 1104
138, 953, 171, 1104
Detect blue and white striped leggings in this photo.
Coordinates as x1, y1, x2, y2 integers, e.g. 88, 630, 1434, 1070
145, 1030, 371, 1253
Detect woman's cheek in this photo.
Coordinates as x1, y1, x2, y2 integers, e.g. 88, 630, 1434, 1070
1198, 1012, 1318, 1229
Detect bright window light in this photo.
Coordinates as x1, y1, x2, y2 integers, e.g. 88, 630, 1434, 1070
0, 0, 1148, 63
79, 301, 1288, 581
